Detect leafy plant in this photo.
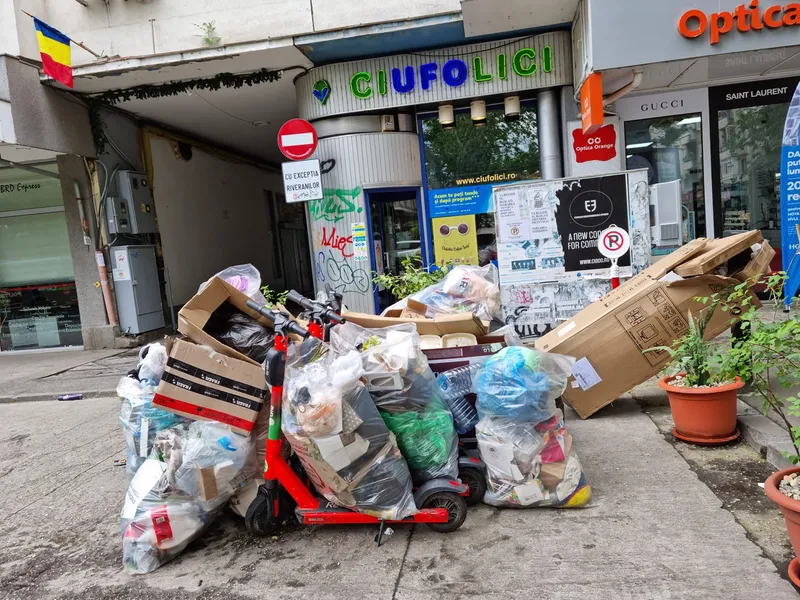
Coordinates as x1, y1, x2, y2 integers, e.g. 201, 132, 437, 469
644, 293, 734, 387
260, 285, 289, 307
194, 21, 221, 47
373, 256, 450, 300
719, 272, 800, 462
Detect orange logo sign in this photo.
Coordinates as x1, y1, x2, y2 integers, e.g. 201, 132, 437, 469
679, 2, 800, 44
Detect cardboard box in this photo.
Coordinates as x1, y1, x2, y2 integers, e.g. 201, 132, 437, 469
178, 276, 275, 366
732, 240, 776, 282
153, 339, 268, 436
535, 236, 761, 419
344, 309, 489, 337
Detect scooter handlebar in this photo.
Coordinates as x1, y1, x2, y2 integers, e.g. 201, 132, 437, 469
245, 300, 309, 338
245, 300, 274, 322
287, 289, 314, 310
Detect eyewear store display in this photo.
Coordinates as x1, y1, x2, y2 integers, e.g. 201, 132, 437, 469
0, 165, 82, 351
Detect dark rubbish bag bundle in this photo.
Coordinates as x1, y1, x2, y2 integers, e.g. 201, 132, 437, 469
282, 343, 418, 519
330, 322, 459, 486
474, 344, 592, 508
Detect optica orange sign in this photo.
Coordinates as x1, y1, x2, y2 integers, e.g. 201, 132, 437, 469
580, 72, 603, 135
679, 2, 800, 44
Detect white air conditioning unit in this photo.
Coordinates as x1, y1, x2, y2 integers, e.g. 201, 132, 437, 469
649, 180, 683, 247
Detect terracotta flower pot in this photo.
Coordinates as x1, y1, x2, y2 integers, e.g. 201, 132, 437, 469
765, 467, 800, 562
658, 374, 744, 444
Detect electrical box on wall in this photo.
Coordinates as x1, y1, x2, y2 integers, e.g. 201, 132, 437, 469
650, 180, 683, 248
111, 171, 157, 234
112, 245, 165, 335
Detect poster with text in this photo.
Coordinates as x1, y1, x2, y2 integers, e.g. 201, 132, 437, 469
781, 82, 800, 307
432, 214, 478, 265
496, 187, 532, 243
554, 174, 631, 273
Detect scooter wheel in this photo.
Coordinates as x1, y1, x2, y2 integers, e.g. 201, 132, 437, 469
458, 467, 486, 507
245, 487, 280, 536
422, 492, 467, 533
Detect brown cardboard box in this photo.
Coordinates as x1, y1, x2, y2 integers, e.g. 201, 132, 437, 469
153, 339, 267, 436
399, 298, 430, 319
732, 240, 776, 282
178, 276, 275, 365
344, 309, 489, 337
535, 236, 763, 419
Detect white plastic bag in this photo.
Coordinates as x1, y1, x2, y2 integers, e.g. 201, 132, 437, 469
137, 343, 168, 383
198, 264, 268, 305
381, 264, 501, 321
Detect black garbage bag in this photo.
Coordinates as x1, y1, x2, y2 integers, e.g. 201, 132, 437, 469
204, 303, 274, 363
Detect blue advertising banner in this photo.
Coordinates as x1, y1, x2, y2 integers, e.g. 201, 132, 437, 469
428, 184, 494, 218
781, 83, 800, 307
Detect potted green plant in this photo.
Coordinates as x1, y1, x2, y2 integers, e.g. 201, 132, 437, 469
718, 273, 800, 583
372, 256, 450, 301
645, 291, 744, 445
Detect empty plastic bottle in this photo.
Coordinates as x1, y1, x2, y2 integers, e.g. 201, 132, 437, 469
436, 364, 481, 434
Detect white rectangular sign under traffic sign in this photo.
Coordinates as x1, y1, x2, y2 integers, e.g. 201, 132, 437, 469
282, 159, 323, 203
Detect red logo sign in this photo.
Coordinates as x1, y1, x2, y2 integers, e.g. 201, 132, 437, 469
277, 119, 318, 161
572, 124, 617, 164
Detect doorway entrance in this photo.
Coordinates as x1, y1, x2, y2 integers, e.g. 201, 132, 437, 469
366, 188, 426, 313
265, 191, 314, 298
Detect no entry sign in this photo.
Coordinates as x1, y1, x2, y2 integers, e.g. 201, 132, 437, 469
598, 226, 631, 260
277, 119, 318, 161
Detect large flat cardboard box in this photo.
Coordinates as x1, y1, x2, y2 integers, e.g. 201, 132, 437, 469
178, 276, 274, 365
344, 310, 489, 337
153, 338, 267, 436
536, 236, 765, 419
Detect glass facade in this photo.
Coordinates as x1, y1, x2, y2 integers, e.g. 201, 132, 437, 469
420, 103, 540, 265
0, 165, 82, 351
625, 113, 705, 247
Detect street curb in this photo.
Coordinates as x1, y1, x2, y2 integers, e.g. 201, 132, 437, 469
0, 390, 117, 404
737, 411, 795, 471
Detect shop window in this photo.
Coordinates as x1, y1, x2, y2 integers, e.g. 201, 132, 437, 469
420, 104, 540, 265
717, 104, 787, 251
0, 164, 82, 351
624, 114, 705, 246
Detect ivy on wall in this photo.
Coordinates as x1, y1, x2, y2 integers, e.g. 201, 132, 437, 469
86, 68, 283, 153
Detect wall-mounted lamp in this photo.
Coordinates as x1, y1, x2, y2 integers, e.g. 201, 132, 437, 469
439, 104, 455, 129
470, 100, 486, 126
504, 96, 521, 121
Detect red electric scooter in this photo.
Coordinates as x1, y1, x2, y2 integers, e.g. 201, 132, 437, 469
243, 299, 468, 540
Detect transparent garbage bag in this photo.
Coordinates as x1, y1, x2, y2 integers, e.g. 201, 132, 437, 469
198, 264, 269, 305
381, 264, 501, 322
283, 344, 417, 520
330, 323, 459, 485
121, 421, 254, 573
118, 376, 185, 480
474, 345, 591, 508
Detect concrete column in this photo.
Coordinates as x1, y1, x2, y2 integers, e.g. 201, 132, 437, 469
537, 89, 563, 180
57, 155, 117, 349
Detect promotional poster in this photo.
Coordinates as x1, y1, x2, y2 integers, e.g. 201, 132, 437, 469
781, 82, 800, 307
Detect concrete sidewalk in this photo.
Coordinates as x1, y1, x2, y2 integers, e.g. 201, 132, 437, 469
0, 349, 138, 403
0, 395, 796, 599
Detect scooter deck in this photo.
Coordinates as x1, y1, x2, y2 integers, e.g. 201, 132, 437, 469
296, 502, 449, 525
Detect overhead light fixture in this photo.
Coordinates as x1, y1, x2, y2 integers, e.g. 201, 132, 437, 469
626, 142, 654, 149
439, 104, 455, 129
504, 96, 520, 121
471, 100, 487, 126
676, 116, 702, 126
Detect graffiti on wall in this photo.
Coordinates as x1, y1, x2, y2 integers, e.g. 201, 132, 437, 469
320, 226, 354, 258
315, 250, 372, 294
309, 187, 363, 222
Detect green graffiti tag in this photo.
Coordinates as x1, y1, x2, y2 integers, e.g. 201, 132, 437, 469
309, 187, 363, 222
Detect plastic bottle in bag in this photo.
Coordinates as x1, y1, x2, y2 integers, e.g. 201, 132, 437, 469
436, 364, 480, 434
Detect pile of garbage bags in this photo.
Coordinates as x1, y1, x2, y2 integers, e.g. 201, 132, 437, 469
282, 343, 418, 520
117, 342, 256, 574
473, 344, 591, 508
330, 323, 459, 485
382, 264, 501, 322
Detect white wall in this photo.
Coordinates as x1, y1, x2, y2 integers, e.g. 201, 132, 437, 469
23, 0, 460, 64
148, 135, 283, 305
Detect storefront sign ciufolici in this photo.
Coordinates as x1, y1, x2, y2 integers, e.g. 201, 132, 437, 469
345, 46, 553, 100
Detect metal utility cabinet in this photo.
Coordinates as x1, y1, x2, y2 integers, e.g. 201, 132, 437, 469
112, 245, 165, 334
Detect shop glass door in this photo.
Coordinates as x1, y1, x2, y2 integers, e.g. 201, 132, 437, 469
367, 189, 423, 313
710, 78, 798, 273
624, 113, 705, 250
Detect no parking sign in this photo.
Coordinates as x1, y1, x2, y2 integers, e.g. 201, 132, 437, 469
598, 226, 630, 260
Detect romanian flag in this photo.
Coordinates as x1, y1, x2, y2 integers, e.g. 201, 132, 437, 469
34, 18, 73, 88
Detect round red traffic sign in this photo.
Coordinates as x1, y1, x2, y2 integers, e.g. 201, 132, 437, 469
598, 226, 630, 259
277, 119, 318, 161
